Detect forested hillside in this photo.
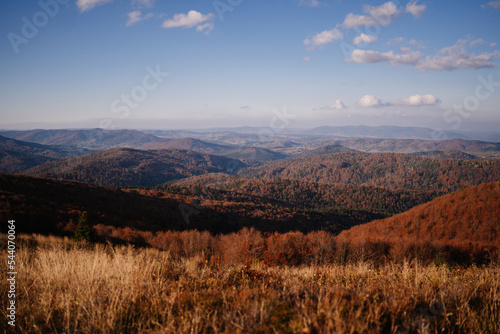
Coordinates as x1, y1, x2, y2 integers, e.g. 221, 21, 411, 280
337, 182, 500, 246
241, 152, 500, 192
0, 135, 91, 173
22, 148, 245, 187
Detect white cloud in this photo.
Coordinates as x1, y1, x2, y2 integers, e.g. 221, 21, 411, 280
392, 94, 441, 106
349, 37, 499, 71
304, 28, 343, 49
349, 49, 423, 65
416, 39, 500, 71
416, 53, 498, 71
162, 10, 215, 30
343, 13, 379, 28
126, 10, 153, 26
303, 56, 311, 62
315, 100, 347, 110
343, 2, 400, 28
353, 33, 378, 45
76, 0, 112, 12
358, 94, 440, 108
406, 1, 426, 17
358, 95, 384, 108
482, 1, 500, 9
300, 0, 321, 7
365, 2, 399, 18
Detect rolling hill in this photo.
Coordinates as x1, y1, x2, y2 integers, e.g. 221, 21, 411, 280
240, 152, 500, 192
172, 176, 438, 216
140, 137, 233, 154
0, 135, 92, 173
0, 129, 160, 149
297, 144, 357, 157
410, 150, 478, 160
22, 148, 246, 187
337, 182, 500, 246
335, 138, 500, 156
140, 137, 286, 162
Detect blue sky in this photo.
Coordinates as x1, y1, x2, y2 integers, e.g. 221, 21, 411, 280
1, 0, 500, 131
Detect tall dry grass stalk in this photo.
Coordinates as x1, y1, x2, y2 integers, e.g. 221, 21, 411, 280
1, 234, 499, 333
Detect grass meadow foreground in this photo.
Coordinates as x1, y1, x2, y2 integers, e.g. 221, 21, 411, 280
1, 234, 499, 333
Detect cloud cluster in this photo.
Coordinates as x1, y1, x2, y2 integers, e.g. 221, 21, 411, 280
394, 94, 440, 106
348, 37, 500, 71
304, 1, 428, 55
76, 0, 112, 12
162, 10, 215, 33
343, 1, 401, 28
349, 49, 423, 65
76, 0, 215, 34
304, 28, 343, 49
358, 94, 440, 107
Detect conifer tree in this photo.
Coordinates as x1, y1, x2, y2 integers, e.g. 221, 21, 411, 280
73, 211, 96, 242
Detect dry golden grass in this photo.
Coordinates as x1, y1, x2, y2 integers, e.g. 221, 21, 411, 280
1, 234, 499, 333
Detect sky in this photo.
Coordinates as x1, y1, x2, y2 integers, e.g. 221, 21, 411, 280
1, 0, 500, 132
